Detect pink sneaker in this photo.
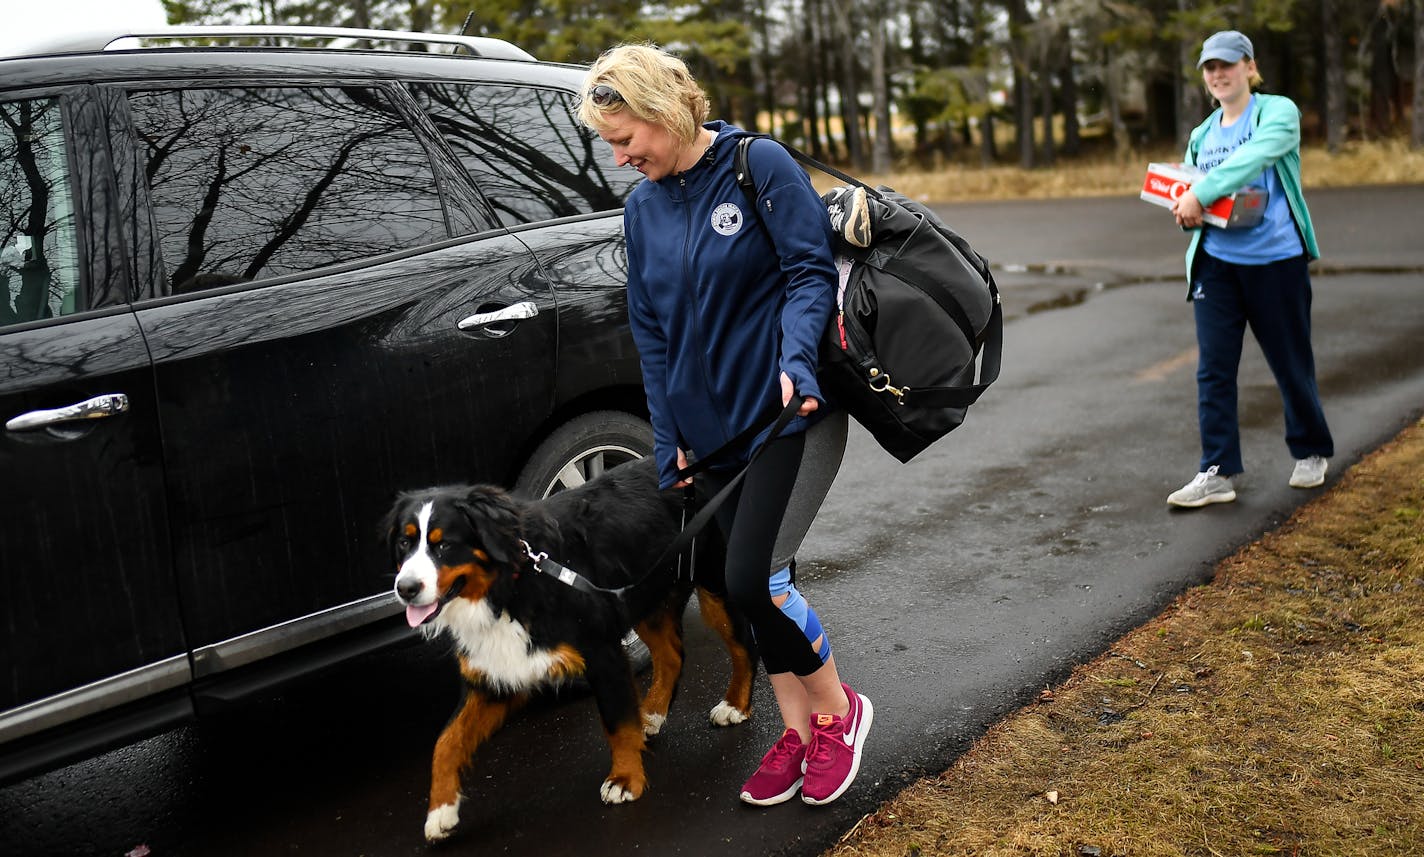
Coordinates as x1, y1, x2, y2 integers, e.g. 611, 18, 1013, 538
801, 682, 873, 805
739, 728, 807, 806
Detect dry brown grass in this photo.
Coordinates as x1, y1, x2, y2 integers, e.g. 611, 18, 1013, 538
826, 417, 1424, 857
815, 137, 1424, 204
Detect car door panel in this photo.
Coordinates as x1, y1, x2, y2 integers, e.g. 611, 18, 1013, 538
508, 216, 642, 403
0, 86, 190, 747
139, 237, 556, 652
0, 312, 190, 725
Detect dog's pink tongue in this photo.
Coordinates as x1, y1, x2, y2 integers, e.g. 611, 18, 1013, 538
406, 602, 439, 627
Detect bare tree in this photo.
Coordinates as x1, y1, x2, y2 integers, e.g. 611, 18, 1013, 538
0, 102, 56, 324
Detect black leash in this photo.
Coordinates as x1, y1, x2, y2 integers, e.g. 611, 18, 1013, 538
520, 538, 629, 598
520, 398, 803, 597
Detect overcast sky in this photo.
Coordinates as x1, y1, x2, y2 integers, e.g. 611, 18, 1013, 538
1, 0, 168, 57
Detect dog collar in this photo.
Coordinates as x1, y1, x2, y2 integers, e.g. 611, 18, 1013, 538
520, 539, 627, 598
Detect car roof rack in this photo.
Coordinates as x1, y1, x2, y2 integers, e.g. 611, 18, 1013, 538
7, 25, 537, 62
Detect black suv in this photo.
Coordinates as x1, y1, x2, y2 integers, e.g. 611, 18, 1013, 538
0, 26, 651, 783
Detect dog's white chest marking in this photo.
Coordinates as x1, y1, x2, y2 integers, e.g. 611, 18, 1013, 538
439, 599, 565, 692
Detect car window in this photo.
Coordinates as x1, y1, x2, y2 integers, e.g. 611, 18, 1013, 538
0, 97, 81, 327
410, 83, 639, 227
126, 86, 448, 295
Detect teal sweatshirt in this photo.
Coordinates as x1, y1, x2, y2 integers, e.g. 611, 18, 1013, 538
1182, 92, 1320, 290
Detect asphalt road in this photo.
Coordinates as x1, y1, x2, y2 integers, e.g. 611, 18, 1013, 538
3, 185, 1422, 856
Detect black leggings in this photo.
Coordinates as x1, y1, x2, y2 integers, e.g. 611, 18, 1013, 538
702, 431, 826, 676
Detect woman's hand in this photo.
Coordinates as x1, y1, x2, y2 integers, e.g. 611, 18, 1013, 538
673, 447, 692, 488
1172, 189, 1205, 228
780, 371, 819, 417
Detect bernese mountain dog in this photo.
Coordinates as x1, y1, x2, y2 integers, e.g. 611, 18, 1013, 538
385, 456, 758, 842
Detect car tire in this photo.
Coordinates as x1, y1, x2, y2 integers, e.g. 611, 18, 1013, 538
513, 410, 653, 499
514, 411, 655, 670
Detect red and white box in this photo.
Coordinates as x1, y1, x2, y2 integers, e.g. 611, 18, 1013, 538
1140, 162, 1266, 229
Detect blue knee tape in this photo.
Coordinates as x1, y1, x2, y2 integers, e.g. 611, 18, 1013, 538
769, 567, 831, 663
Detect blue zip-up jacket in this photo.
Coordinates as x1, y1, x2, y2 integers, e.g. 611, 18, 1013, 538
624, 122, 837, 489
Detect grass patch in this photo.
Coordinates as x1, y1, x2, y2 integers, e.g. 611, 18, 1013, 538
826, 416, 1424, 857
814, 137, 1424, 203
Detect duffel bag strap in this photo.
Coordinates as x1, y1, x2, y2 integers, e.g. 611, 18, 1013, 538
737, 134, 1002, 412
736, 133, 883, 201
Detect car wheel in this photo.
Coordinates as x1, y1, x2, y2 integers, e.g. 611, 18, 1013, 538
514, 411, 655, 670
514, 411, 653, 499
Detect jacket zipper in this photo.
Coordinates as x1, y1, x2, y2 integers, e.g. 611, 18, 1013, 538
676, 174, 732, 449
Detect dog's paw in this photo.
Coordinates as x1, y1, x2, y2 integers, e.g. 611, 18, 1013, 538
599, 777, 644, 804
708, 700, 749, 726
424, 803, 460, 842
642, 712, 666, 736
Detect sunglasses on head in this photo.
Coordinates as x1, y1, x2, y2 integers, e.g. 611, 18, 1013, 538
588, 84, 625, 107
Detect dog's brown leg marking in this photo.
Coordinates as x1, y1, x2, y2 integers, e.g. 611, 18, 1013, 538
428, 687, 523, 812
635, 613, 684, 723
696, 589, 755, 714
603, 719, 648, 798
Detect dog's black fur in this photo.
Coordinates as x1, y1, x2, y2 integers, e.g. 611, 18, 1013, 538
384, 456, 758, 842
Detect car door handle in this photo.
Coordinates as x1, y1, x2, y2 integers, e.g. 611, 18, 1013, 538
457, 300, 539, 332
6, 393, 130, 432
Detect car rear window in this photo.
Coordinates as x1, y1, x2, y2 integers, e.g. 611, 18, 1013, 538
411, 82, 639, 227
126, 86, 449, 293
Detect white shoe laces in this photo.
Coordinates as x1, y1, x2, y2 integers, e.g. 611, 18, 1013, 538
1188, 465, 1220, 487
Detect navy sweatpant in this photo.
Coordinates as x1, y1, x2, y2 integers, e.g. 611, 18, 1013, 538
1191, 251, 1333, 475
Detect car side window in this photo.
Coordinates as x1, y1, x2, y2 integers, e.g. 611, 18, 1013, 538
126, 86, 448, 295
410, 83, 639, 227
0, 97, 81, 327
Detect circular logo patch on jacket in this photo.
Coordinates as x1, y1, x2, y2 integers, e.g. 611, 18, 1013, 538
711, 202, 744, 236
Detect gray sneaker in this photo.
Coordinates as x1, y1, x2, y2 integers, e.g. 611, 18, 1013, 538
1289, 455, 1328, 488
1167, 465, 1236, 508
823, 185, 873, 248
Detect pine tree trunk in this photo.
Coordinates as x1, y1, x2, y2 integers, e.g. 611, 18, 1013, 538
1106, 46, 1128, 156
1414, 0, 1424, 148
348, 0, 371, 29
803, 0, 825, 158
408, 1, 432, 35
1322, 0, 1349, 151
829, 0, 864, 170
1040, 36, 1057, 166
1060, 39, 1080, 156
1367, 10, 1399, 134
1176, 0, 1202, 143
871, 9, 892, 172
755, 10, 774, 134
1006, 0, 1035, 168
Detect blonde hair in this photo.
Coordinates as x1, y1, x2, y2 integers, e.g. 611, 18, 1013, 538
577, 44, 710, 145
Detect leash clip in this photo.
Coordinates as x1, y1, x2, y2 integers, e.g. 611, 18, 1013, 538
867, 368, 906, 402
520, 539, 547, 571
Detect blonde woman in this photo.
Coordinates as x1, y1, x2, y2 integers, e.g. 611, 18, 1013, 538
577, 44, 872, 806
1167, 30, 1333, 508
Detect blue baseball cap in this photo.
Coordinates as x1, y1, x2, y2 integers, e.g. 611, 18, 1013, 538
1197, 30, 1254, 68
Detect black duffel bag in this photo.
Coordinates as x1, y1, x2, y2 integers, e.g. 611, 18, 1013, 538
735, 136, 1003, 462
